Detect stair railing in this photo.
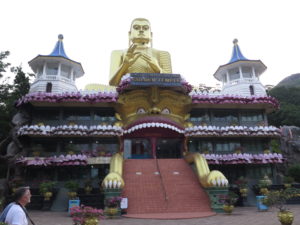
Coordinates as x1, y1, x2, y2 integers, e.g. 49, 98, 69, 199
155, 158, 169, 207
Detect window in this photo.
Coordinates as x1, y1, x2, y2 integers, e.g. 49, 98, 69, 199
188, 139, 212, 153
242, 67, 252, 78
241, 111, 263, 122
62, 140, 90, 154
61, 64, 71, 79
215, 141, 239, 152
243, 140, 264, 153
46, 82, 52, 93
249, 85, 254, 95
94, 109, 115, 124
213, 111, 238, 123
46, 63, 58, 75
63, 110, 91, 121
229, 68, 240, 80
92, 139, 119, 156
32, 109, 60, 123
190, 110, 210, 124
30, 140, 57, 157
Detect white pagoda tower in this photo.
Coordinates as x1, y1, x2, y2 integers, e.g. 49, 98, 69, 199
28, 34, 84, 93
213, 39, 267, 96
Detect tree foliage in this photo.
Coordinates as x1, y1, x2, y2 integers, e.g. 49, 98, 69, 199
0, 51, 33, 141
268, 86, 300, 127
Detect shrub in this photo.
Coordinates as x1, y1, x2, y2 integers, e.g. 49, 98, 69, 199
288, 164, 300, 183
39, 181, 56, 194
65, 180, 79, 192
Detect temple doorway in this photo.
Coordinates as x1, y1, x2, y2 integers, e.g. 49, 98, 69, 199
124, 137, 183, 159
156, 138, 182, 159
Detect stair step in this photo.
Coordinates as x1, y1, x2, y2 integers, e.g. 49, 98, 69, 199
122, 159, 212, 215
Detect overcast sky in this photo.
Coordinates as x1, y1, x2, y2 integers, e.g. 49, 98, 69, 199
1, 0, 300, 90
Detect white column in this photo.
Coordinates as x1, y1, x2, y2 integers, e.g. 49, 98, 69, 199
43, 62, 46, 78
226, 71, 229, 85
239, 66, 243, 80
252, 67, 256, 79
71, 68, 74, 83
58, 62, 61, 77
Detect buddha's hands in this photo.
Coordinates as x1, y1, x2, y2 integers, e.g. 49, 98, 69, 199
123, 44, 142, 68
141, 53, 162, 73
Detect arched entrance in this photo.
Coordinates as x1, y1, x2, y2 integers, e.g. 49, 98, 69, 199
123, 126, 184, 159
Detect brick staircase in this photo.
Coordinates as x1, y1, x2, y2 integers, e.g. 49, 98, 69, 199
122, 159, 215, 219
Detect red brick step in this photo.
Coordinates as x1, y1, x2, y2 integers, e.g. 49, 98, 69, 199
122, 159, 215, 219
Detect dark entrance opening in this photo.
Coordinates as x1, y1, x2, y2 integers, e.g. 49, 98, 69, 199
156, 138, 182, 159
131, 138, 152, 159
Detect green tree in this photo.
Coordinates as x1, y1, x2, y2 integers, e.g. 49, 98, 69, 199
268, 86, 300, 127
0, 52, 33, 141
0, 51, 12, 141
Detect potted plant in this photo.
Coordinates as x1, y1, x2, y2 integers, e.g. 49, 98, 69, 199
263, 188, 300, 225
65, 180, 79, 199
270, 139, 282, 153
70, 205, 104, 225
235, 176, 248, 197
258, 175, 272, 195
32, 144, 44, 157
84, 179, 93, 194
283, 176, 294, 189
222, 191, 238, 214
104, 196, 122, 216
39, 181, 56, 201
234, 145, 244, 154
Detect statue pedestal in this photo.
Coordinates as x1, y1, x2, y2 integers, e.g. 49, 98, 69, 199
205, 187, 228, 213
103, 189, 122, 218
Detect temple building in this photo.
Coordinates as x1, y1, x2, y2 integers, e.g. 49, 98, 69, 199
8, 18, 283, 218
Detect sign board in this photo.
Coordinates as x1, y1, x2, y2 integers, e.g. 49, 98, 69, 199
68, 199, 80, 213
120, 198, 128, 209
130, 73, 181, 87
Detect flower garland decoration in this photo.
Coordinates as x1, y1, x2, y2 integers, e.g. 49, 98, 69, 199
203, 153, 284, 165
16, 154, 88, 166
190, 94, 279, 109
185, 125, 281, 137
15, 91, 118, 107
17, 125, 123, 137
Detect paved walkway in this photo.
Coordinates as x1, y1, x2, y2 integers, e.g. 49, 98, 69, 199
30, 205, 300, 225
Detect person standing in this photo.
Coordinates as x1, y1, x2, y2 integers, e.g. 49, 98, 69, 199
0, 186, 33, 225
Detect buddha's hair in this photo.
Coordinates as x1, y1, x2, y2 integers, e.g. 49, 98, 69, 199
130, 18, 151, 29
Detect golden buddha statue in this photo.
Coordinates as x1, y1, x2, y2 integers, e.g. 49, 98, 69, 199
109, 18, 172, 86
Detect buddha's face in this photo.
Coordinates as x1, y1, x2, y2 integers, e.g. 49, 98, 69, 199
129, 19, 151, 44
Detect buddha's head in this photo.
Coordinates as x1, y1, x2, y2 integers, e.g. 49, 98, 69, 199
129, 18, 152, 45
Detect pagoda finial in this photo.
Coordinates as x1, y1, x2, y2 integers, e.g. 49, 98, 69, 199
58, 34, 64, 41
228, 38, 247, 63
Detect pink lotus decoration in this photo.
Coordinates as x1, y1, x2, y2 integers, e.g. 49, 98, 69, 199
190, 94, 279, 109
203, 153, 283, 165
16, 154, 88, 167
17, 125, 123, 137
185, 125, 281, 137
15, 91, 118, 107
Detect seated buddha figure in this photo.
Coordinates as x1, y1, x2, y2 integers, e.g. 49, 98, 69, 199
109, 18, 172, 86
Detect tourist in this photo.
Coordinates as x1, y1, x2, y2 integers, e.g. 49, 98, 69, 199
0, 186, 34, 225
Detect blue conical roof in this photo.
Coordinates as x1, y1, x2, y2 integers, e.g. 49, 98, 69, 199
49, 34, 69, 58
228, 39, 248, 63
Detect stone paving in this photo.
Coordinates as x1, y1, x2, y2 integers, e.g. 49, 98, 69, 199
29, 205, 300, 225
